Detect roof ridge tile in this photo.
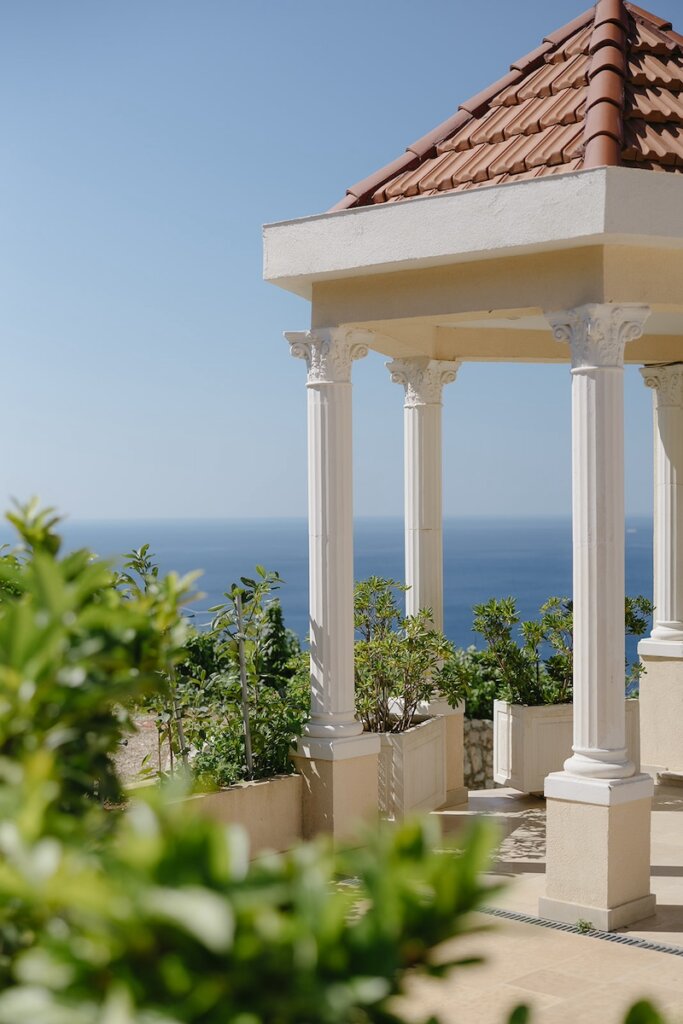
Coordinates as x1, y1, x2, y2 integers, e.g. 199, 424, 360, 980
624, 3, 672, 31
584, 0, 628, 167
543, 7, 596, 46
594, 0, 631, 30
510, 41, 555, 75
458, 71, 525, 119
344, 152, 420, 203
407, 110, 472, 159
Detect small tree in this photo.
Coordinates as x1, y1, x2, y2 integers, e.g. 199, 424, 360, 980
353, 577, 455, 733
203, 567, 304, 782
118, 543, 200, 772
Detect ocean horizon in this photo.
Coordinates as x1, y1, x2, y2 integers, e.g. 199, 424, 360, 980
0, 515, 654, 661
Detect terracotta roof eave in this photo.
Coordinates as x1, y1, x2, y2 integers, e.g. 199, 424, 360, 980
328, 193, 359, 213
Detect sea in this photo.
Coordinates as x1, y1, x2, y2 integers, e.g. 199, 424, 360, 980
2, 516, 654, 664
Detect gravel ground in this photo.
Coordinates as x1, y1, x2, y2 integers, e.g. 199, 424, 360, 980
113, 715, 170, 782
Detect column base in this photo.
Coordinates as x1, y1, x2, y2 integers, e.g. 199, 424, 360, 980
291, 733, 380, 842
538, 894, 656, 932
542, 772, 655, 932
638, 647, 683, 776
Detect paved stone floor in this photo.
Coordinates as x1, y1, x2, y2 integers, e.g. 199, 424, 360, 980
411, 784, 683, 1023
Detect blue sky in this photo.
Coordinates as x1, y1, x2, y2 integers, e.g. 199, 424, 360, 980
3, 0, 678, 520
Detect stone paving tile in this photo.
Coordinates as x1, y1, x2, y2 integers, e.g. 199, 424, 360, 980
400, 918, 683, 1024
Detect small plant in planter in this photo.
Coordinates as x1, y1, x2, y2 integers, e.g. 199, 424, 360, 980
446, 595, 653, 794
122, 553, 309, 792
353, 577, 460, 818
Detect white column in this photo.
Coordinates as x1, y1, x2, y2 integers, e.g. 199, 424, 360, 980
547, 304, 650, 780
640, 364, 683, 643
386, 358, 460, 628
286, 328, 370, 739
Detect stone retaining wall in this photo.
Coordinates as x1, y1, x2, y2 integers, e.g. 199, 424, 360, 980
464, 718, 494, 791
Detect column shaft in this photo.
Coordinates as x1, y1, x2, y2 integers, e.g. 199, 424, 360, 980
548, 305, 650, 780
307, 380, 356, 731
571, 362, 628, 769
405, 402, 443, 626
387, 358, 459, 628
287, 329, 370, 739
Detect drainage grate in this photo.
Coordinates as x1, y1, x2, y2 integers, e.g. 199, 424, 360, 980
482, 906, 683, 958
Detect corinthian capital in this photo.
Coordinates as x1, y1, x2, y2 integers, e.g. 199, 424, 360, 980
546, 304, 650, 370
386, 357, 461, 406
285, 328, 372, 384
641, 363, 683, 409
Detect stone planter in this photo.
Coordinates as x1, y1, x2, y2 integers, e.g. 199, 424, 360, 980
377, 715, 446, 820
177, 774, 304, 855
493, 698, 641, 795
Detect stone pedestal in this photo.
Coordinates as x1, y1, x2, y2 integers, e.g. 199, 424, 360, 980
541, 774, 655, 930
292, 735, 381, 842
638, 646, 683, 777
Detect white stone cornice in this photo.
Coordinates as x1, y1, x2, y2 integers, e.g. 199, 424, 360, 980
285, 328, 371, 385
546, 304, 651, 370
641, 363, 683, 408
386, 357, 461, 406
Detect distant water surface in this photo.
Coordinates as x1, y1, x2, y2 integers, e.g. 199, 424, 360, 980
0, 517, 653, 661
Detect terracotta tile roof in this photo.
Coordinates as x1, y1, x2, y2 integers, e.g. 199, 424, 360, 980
332, 1, 683, 211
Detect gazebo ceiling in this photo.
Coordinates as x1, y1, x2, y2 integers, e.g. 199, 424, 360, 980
333, 0, 683, 211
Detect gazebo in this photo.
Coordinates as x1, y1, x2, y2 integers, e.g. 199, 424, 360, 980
263, 0, 683, 930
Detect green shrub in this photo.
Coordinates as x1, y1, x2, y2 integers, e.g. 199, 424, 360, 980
439, 645, 498, 720
190, 664, 310, 788
443, 594, 653, 716
353, 578, 458, 733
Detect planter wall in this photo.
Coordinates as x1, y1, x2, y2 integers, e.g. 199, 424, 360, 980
378, 715, 446, 820
181, 774, 304, 855
493, 698, 640, 794
418, 698, 467, 805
